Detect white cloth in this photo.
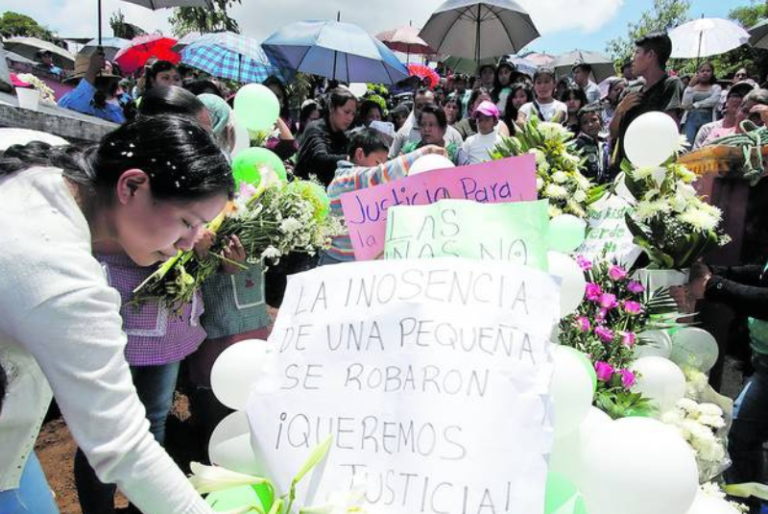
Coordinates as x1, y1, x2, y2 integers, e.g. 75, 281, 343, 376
583, 81, 602, 104
389, 113, 463, 158
519, 100, 568, 123
461, 131, 502, 164
0, 167, 213, 514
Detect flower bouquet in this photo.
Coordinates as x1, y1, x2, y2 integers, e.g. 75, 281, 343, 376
558, 256, 679, 418
621, 160, 730, 269
491, 117, 606, 218
132, 178, 342, 308
15, 73, 56, 105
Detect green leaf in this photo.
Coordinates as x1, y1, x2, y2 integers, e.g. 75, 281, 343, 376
291, 436, 332, 488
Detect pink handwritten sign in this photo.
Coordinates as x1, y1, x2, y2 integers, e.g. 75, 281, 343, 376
340, 154, 537, 260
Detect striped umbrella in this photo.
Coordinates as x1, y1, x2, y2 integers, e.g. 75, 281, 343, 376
181, 32, 285, 83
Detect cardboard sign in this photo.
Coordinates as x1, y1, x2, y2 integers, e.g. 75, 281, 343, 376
247, 258, 559, 514
577, 194, 643, 266
340, 155, 538, 261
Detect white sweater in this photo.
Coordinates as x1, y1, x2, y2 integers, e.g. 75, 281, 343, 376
0, 167, 213, 514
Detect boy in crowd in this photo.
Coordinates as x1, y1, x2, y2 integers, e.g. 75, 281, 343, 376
574, 104, 609, 183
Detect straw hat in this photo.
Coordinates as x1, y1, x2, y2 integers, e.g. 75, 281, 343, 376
64, 54, 122, 85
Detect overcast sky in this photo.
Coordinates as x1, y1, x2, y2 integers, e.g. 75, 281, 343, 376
1, 0, 746, 55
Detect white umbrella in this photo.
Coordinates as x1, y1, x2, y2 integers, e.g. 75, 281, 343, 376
419, 0, 540, 63
552, 49, 615, 82
3, 37, 75, 70
669, 17, 750, 61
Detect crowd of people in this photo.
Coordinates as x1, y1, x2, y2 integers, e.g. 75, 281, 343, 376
4, 25, 768, 514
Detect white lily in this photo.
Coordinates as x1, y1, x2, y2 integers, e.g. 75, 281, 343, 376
189, 462, 270, 495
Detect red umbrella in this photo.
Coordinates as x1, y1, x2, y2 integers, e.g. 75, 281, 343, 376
114, 34, 180, 74
376, 25, 434, 63
408, 63, 441, 89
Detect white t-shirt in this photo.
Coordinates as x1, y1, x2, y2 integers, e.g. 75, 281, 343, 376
462, 131, 503, 164
0, 167, 213, 514
520, 100, 568, 123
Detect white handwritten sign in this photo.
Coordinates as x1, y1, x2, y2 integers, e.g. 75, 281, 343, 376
247, 258, 560, 514
577, 194, 642, 266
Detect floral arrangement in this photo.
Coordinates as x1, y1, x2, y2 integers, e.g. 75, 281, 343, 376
558, 256, 678, 418
661, 398, 729, 483
491, 117, 605, 219
622, 160, 730, 269
132, 178, 342, 308
16, 73, 56, 104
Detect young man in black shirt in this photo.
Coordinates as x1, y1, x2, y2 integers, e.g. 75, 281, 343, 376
609, 32, 684, 171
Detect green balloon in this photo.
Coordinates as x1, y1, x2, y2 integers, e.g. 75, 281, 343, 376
206, 485, 262, 512
548, 215, 587, 253
545, 472, 578, 514
287, 180, 331, 220
232, 148, 288, 189
234, 84, 280, 132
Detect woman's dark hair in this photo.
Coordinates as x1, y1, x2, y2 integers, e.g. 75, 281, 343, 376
0, 115, 233, 203
323, 87, 357, 119
358, 100, 383, 124
418, 103, 448, 130
441, 96, 463, 123
502, 83, 533, 130
697, 61, 718, 85
493, 61, 517, 102
467, 87, 491, 115
146, 60, 178, 91
184, 78, 224, 98
0, 360, 6, 416
263, 75, 290, 117
348, 128, 389, 157
299, 101, 320, 134
560, 85, 588, 108
139, 86, 206, 119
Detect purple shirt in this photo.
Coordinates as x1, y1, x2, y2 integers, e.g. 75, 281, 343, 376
97, 253, 206, 366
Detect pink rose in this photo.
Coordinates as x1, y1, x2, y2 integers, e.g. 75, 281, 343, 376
595, 361, 615, 382
609, 265, 628, 281
585, 283, 602, 301
595, 326, 614, 343
577, 256, 593, 271
619, 369, 636, 388
576, 316, 591, 333
627, 280, 645, 294
621, 331, 636, 347
623, 301, 643, 315
599, 293, 619, 310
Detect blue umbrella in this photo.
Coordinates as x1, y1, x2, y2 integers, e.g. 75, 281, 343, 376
181, 32, 285, 84
262, 20, 408, 85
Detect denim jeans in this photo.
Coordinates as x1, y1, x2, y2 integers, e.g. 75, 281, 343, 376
74, 361, 181, 514
727, 353, 768, 513
0, 453, 60, 514
684, 109, 713, 145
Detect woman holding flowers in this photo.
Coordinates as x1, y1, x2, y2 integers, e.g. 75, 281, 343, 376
0, 114, 232, 514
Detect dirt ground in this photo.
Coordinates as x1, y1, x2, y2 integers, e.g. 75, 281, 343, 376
36, 356, 748, 514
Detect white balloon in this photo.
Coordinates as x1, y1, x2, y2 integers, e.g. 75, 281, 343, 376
348, 83, 368, 98
582, 417, 699, 514
548, 215, 587, 253
634, 330, 673, 359
624, 111, 680, 168
209, 411, 262, 475
409, 154, 456, 175
550, 407, 612, 487
685, 490, 740, 514
551, 346, 595, 438
548, 252, 587, 318
671, 328, 719, 373
211, 339, 268, 410
631, 356, 687, 414
231, 118, 251, 159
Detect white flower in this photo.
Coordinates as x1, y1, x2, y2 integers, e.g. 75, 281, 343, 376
631, 166, 657, 180
544, 184, 568, 199
643, 189, 661, 201
662, 410, 684, 426
573, 190, 587, 203
677, 398, 701, 416
698, 403, 724, 417
538, 122, 570, 140
566, 200, 586, 218
262, 246, 282, 260
536, 177, 545, 191
679, 208, 719, 231
552, 171, 569, 184
188, 462, 268, 495
701, 482, 727, 500
671, 195, 688, 213
677, 183, 697, 200
698, 202, 723, 220
675, 165, 698, 184
528, 148, 547, 165
695, 438, 725, 463
575, 174, 591, 191
677, 134, 692, 153
698, 415, 725, 429
548, 205, 563, 218
280, 218, 303, 234
634, 200, 670, 222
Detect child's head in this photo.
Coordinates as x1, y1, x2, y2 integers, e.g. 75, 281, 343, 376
348, 129, 390, 166
473, 101, 500, 135
578, 104, 603, 138
533, 67, 557, 102
561, 85, 588, 115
